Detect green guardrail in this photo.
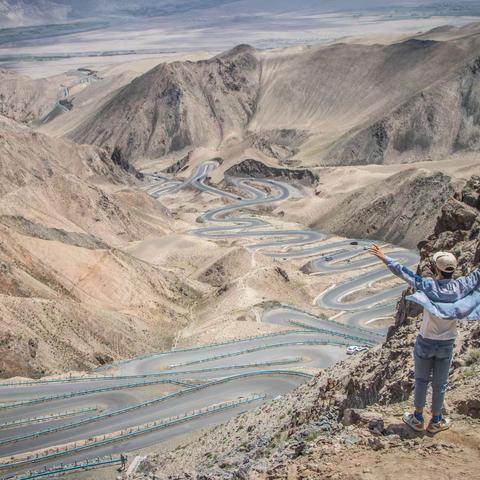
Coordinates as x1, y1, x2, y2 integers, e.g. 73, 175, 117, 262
169, 340, 350, 368
0, 395, 266, 471
287, 320, 378, 345
0, 370, 311, 449
12, 456, 122, 480
94, 329, 311, 372
0, 358, 302, 388
269, 303, 385, 338
0, 378, 192, 411
0, 407, 99, 430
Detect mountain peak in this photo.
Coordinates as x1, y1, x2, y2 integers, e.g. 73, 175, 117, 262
216, 44, 257, 59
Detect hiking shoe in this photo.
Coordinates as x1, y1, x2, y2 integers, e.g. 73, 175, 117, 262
402, 412, 424, 432
427, 417, 451, 434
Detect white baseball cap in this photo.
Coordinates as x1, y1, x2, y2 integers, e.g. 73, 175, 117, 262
433, 251, 457, 273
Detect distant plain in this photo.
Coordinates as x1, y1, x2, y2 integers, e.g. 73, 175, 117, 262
1, 9, 479, 77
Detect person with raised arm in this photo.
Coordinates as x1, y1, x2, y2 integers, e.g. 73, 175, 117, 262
368, 244, 480, 433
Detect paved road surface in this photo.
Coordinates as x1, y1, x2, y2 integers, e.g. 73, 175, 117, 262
0, 162, 416, 478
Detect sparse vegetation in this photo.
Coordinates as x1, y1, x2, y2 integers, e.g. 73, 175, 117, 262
464, 348, 480, 366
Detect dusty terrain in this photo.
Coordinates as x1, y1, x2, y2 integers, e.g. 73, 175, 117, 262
27, 23, 480, 247
128, 178, 480, 479
0, 116, 201, 377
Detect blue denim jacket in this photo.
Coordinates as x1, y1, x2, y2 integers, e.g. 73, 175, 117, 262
384, 256, 480, 320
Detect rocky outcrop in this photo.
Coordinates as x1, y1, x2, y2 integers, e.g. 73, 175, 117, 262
163, 153, 190, 174
394, 175, 480, 331
311, 168, 456, 249
225, 159, 317, 185
110, 146, 144, 179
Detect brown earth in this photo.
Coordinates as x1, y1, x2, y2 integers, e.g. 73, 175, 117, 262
0, 117, 203, 377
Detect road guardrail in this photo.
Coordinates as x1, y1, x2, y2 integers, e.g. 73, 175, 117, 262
0, 395, 266, 470
0, 370, 311, 449
287, 320, 377, 345
0, 407, 98, 430
270, 303, 385, 338
0, 358, 302, 388
94, 329, 310, 372
11, 456, 122, 479
0, 378, 192, 410
169, 340, 350, 368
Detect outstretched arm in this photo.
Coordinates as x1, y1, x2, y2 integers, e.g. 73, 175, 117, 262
368, 244, 431, 292
456, 269, 480, 295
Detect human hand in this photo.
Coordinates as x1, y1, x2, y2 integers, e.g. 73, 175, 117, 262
368, 244, 386, 262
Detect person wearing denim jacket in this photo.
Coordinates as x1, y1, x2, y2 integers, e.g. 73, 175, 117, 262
369, 244, 480, 433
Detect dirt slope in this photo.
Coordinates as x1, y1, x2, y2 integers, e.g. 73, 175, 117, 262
0, 118, 199, 377
0, 70, 69, 123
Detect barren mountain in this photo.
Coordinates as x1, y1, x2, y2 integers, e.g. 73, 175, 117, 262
68, 25, 480, 169
0, 70, 70, 123
325, 53, 480, 166
71, 45, 261, 162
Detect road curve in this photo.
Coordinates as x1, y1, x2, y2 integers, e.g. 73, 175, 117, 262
0, 161, 417, 477
181, 163, 417, 320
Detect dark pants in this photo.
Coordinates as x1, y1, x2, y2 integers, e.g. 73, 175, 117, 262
414, 335, 454, 414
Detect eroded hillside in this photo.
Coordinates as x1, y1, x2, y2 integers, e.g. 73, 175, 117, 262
0, 117, 201, 377
71, 45, 261, 162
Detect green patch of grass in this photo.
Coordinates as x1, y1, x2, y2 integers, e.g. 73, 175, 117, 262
464, 348, 480, 366
463, 364, 480, 378
304, 431, 320, 443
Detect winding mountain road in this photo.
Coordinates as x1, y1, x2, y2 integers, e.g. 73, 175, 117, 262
0, 161, 417, 479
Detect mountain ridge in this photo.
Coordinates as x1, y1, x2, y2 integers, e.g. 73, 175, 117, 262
64, 26, 480, 170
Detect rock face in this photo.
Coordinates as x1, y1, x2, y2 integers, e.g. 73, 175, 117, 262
394, 175, 480, 331
311, 168, 456, 249
225, 159, 317, 185
71, 45, 261, 161
163, 153, 190, 174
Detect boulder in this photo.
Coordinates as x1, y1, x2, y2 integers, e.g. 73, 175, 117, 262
342, 408, 384, 434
